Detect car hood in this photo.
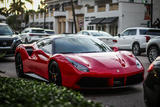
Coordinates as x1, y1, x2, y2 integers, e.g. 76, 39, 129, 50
63, 51, 142, 73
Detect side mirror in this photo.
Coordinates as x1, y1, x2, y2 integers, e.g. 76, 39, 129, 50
112, 47, 119, 52
118, 34, 121, 37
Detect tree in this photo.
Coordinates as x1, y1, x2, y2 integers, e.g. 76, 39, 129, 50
0, 7, 10, 17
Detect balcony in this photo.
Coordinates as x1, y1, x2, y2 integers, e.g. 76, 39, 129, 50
109, 3, 119, 11
54, 11, 66, 17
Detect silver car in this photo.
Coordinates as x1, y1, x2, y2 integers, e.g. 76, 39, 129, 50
77, 30, 117, 48
147, 37, 160, 63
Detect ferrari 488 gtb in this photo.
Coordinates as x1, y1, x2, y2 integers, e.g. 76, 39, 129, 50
15, 35, 144, 89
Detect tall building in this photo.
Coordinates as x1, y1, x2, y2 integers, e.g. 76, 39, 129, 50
29, 0, 152, 35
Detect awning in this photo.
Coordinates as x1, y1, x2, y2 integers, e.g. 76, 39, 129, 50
101, 17, 118, 24
89, 18, 105, 24
89, 17, 118, 25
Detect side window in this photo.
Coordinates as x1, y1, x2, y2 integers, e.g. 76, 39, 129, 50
122, 29, 136, 36
128, 29, 136, 35
25, 30, 29, 33
37, 39, 53, 54
122, 30, 129, 36
82, 31, 90, 35
21, 29, 26, 33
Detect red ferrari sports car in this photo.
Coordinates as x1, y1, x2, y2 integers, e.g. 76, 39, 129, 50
15, 35, 144, 89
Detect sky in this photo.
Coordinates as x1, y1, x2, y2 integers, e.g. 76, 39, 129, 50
0, 0, 40, 11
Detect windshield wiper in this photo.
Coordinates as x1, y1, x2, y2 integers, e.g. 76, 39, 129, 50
79, 51, 102, 53
57, 52, 77, 54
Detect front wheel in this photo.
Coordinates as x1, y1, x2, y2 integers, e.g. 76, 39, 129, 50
148, 46, 159, 63
132, 43, 141, 56
48, 61, 62, 86
15, 53, 24, 77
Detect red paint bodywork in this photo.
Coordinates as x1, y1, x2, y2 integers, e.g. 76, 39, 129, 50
15, 43, 144, 89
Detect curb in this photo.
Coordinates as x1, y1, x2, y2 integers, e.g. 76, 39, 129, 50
0, 73, 9, 77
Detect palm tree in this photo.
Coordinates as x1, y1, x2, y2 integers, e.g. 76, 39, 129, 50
0, 7, 10, 17
8, 0, 33, 32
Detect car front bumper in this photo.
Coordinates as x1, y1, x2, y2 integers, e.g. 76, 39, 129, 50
63, 70, 144, 90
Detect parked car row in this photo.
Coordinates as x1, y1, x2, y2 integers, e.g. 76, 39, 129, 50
77, 28, 160, 63
1, 23, 160, 107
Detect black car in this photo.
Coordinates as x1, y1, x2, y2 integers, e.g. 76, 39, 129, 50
143, 57, 160, 107
0, 23, 21, 57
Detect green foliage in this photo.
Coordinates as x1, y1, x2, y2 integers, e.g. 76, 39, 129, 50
0, 77, 102, 107
6, 15, 20, 32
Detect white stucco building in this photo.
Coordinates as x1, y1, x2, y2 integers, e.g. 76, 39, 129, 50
29, 0, 152, 35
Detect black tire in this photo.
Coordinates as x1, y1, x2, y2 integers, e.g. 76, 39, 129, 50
144, 91, 151, 107
132, 43, 141, 56
148, 46, 159, 63
48, 61, 62, 86
15, 53, 24, 77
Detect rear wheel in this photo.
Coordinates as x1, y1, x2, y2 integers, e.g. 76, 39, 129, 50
48, 61, 62, 86
15, 53, 24, 77
148, 46, 159, 63
132, 43, 141, 56
144, 91, 151, 107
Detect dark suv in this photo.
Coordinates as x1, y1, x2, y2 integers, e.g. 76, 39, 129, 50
0, 23, 21, 57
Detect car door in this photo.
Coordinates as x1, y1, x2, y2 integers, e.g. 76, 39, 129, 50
117, 29, 129, 49
117, 29, 136, 50
29, 39, 52, 79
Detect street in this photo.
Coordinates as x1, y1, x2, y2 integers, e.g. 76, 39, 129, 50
0, 53, 150, 107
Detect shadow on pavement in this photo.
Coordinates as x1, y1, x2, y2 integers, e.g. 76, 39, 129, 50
0, 57, 15, 63
80, 86, 142, 97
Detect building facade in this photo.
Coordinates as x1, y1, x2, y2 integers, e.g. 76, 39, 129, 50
29, 0, 152, 35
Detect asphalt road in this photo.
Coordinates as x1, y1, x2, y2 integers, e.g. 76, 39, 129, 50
0, 53, 150, 107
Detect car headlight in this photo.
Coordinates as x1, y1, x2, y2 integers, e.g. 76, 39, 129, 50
66, 57, 89, 72
136, 59, 142, 69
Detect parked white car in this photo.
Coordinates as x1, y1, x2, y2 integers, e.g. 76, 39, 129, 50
115, 27, 160, 55
77, 30, 117, 48
19, 28, 49, 43
45, 29, 55, 35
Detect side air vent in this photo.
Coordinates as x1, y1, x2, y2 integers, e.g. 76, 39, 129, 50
25, 47, 33, 56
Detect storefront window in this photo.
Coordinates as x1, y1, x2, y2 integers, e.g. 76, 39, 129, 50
87, 6, 94, 13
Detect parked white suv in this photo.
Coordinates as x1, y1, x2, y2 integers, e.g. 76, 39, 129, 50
77, 30, 117, 48
19, 28, 49, 43
115, 27, 160, 55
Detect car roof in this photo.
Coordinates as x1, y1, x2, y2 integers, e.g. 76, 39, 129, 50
126, 27, 160, 30
47, 34, 92, 40
45, 29, 54, 31
26, 27, 44, 30
80, 30, 106, 33
0, 23, 8, 25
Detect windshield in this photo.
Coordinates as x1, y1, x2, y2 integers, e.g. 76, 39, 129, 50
31, 29, 45, 33
45, 31, 55, 34
0, 25, 13, 35
90, 31, 112, 37
55, 37, 112, 54
140, 29, 160, 36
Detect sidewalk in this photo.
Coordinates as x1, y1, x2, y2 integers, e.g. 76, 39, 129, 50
0, 71, 9, 77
